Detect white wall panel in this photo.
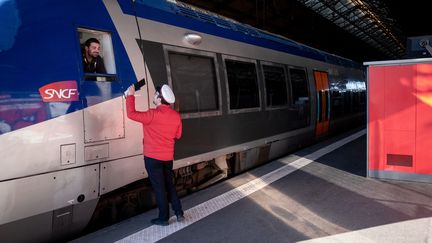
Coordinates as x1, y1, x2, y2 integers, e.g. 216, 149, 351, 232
84, 98, 125, 143
100, 155, 147, 194
0, 164, 99, 225
0, 110, 85, 181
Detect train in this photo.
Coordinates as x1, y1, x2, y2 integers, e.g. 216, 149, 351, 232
0, 0, 366, 242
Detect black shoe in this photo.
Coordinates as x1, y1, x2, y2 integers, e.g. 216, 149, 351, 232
176, 213, 185, 222
151, 218, 168, 226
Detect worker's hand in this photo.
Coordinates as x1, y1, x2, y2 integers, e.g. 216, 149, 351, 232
127, 85, 135, 96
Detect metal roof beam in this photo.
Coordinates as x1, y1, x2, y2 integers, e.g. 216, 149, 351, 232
295, 0, 405, 58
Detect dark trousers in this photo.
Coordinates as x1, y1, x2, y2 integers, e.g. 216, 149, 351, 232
144, 156, 183, 221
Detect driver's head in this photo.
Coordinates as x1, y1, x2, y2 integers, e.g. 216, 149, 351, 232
84, 38, 101, 58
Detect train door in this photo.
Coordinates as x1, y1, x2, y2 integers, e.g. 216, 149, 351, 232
314, 71, 330, 137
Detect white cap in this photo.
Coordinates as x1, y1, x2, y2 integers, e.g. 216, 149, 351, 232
161, 84, 175, 104
123, 88, 129, 98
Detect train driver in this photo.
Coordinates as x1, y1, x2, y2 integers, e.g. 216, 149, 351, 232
82, 38, 107, 74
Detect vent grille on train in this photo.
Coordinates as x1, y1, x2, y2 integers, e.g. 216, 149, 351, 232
172, 3, 261, 38
386, 154, 413, 167
214, 18, 232, 29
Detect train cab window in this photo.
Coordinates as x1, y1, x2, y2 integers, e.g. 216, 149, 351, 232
78, 28, 116, 81
262, 64, 289, 108
166, 49, 221, 118
224, 58, 260, 112
289, 68, 309, 105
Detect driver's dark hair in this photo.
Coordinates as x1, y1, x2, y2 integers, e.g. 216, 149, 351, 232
155, 86, 169, 105
84, 38, 100, 47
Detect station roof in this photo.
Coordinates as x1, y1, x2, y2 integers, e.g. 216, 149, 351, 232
179, 0, 432, 62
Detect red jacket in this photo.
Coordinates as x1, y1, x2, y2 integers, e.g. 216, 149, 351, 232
126, 96, 182, 161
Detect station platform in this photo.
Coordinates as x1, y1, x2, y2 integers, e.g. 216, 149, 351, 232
71, 128, 432, 243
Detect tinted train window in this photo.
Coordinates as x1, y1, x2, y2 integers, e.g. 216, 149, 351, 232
78, 28, 117, 81
330, 79, 346, 118
330, 90, 345, 118
225, 60, 260, 110
289, 68, 309, 104
263, 64, 289, 107
168, 52, 219, 114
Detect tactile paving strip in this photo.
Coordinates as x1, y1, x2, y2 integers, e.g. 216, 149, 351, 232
117, 130, 366, 243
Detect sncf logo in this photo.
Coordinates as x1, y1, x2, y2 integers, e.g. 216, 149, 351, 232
39, 81, 79, 102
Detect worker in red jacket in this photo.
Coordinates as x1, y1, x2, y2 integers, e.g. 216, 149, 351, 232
125, 84, 184, 226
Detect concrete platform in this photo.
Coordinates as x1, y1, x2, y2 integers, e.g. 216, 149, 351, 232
71, 129, 432, 243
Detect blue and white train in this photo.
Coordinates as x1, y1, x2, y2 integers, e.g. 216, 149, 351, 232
0, 0, 366, 242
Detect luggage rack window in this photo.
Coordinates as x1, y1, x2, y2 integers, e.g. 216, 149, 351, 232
289, 67, 309, 106
164, 46, 222, 119
261, 61, 290, 110
223, 55, 261, 114
78, 28, 117, 81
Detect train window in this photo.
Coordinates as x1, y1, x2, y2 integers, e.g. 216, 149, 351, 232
78, 28, 117, 81
289, 68, 309, 105
165, 47, 221, 118
262, 63, 289, 108
224, 57, 260, 112
330, 91, 345, 118
330, 79, 348, 117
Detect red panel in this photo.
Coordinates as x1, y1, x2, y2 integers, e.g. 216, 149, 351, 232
369, 63, 432, 177
321, 73, 329, 89
383, 65, 416, 132
384, 131, 415, 173
321, 73, 329, 132
314, 72, 322, 89
383, 65, 416, 172
415, 64, 432, 174
368, 66, 386, 170
315, 71, 325, 137
321, 72, 330, 133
